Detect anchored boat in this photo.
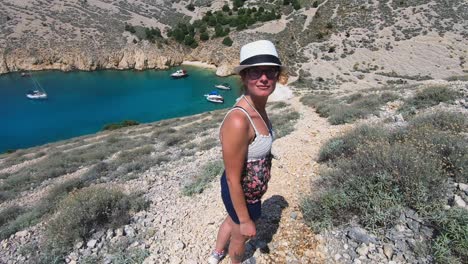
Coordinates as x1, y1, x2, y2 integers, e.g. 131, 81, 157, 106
214, 83, 231, 90
171, 69, 188, 78
26, 76, 47, 100
205, 90, 224, 104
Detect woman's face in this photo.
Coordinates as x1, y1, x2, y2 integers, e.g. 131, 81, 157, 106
241, 66, 279, 97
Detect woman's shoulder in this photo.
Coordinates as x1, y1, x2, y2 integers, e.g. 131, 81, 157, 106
222, 107, 250, 131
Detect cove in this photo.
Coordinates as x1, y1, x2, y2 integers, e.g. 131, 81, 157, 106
0, 66, 241, 153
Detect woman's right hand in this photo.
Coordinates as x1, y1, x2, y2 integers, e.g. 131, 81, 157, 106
240, 219, 256, 238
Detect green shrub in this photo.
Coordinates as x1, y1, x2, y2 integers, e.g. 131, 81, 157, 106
103, 120, 139, 131
45, 186, 142, 259
318, 125, 390, 162
186, 3, 195, 11
270, 109, 300, 138
304, 142, 446, 231
399, 86, 461, 117
0, 208, 43, 241
0, 206, 24, 228
301, 92, 399, 125
222, 36, 233, 46
200, 32, 209, 41
302, 112, 468, 261
198, 138, 218, 151
182, 160, 224, 196
409, 111, 468, 133
432, 208, 468, 263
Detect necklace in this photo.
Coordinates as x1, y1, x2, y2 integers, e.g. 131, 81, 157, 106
242, 95, 269, 130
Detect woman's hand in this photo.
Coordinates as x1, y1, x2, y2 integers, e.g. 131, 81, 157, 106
240, 219, 256, 238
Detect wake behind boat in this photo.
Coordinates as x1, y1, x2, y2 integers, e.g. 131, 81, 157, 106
204, 90, 224, 104
214, 83, 231, 90
171, 69, 188, 79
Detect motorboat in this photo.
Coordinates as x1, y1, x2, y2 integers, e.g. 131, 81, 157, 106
205, 90, 224, 104
26, 90, 47, 99
214, 83, 231, 90
171, 69, 188, 78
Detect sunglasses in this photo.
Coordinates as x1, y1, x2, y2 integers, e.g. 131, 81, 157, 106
245, 67, 279, 80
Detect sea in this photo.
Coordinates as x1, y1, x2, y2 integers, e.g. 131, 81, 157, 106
0, 66, 241, 153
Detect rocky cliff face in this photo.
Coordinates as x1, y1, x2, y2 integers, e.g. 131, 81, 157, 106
0, 39, 241, 76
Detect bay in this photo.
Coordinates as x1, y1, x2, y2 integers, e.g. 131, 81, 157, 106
0, 66, 241, 153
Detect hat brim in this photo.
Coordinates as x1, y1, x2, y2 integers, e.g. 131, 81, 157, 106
234, 63, 287, 74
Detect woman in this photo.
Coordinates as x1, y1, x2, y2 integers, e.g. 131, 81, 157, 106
208, 40, 286, 264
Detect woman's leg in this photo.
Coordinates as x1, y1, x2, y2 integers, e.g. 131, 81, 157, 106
228, 222, 248, 264
214, 215, 233, 252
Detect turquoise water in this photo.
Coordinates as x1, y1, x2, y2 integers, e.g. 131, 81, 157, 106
0, 66, 241, 152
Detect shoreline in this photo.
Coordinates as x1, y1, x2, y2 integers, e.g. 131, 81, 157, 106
181, 60, 217, 69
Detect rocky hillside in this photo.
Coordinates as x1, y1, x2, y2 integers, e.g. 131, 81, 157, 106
1, 0, 466, 80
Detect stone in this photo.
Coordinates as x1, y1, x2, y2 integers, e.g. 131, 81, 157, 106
334, 253, 341, 261
383, 244, 393, 259
174, 240, 185, 251
347, 227, 376, 244
290, 212, 298, 220
458, 183, 468, 193
74, 241, 84, 249
356, 244, 369, 256
124, 225, 136, 237
87, 239, 98, 248
454, 195, 466, 208
394, 114, 404, 122
106, 229, 115, 239
406, 219, 420, 232
115, 228, 124, 237
15, 230, 28, 238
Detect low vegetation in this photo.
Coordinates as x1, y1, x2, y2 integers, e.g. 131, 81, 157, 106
300, 92, 399, 125
41, 186, 147, 263
182, 160, 224, 196
301, 110, 468, 262
398, 85, 462, 118
103, 120, 139, 131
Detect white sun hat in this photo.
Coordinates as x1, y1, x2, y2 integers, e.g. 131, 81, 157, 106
233, 40, 286, 74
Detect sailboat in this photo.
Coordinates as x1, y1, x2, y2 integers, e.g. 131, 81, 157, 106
26, 75, 47, 100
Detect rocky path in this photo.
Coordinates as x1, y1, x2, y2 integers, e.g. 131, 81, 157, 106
251, 96, 346, 264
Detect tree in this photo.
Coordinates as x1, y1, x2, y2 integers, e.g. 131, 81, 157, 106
222, 36, 233, 46
292, 0, 301, 10
184, 35, 195, 46
200, 32, 210, 41
208, 16, 217, 27
215, 25, 224, 37
172, 28, 185, 42
186, 3, 195, 11
222, 4, 230, 12
233, 0, 244, 8
312, 1, 319, 8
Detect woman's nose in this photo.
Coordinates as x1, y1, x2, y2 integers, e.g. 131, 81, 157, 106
259, 72, 269, 81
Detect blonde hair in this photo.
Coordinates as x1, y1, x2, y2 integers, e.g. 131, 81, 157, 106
278, 70, 289, 85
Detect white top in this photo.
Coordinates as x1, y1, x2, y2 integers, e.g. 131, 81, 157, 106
220, 106, 273, 161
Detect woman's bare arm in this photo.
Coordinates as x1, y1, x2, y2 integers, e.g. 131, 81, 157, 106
220, 111, 256, 236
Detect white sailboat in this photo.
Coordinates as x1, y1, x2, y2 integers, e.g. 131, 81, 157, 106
26, 76, 47, 100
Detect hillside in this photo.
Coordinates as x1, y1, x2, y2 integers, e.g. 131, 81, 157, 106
0, 0, 467, 263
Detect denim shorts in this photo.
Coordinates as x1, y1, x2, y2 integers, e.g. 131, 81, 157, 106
221, 171, 262, 224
